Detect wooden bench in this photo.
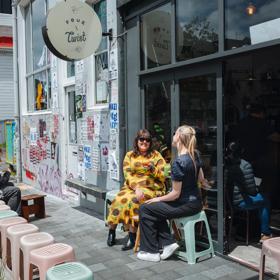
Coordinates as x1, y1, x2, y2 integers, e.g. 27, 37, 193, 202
21, 194, 46, 222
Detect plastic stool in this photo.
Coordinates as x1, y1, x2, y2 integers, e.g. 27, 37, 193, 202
6, 223, 39, 280
0, 200, 5, 205
259, 237, 280, 280
30, 243, 75, 280
46, 262, 94, 280
20, 232, 54, 280
0, 210, 17, 220
104, 189, 119, 223
0, 216, 26, 261
0, 205, 10, 211
172, 210, 215, 264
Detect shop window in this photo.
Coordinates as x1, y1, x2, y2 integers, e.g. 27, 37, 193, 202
94, 0, 109, 105
225, 1, 280, 50
176, 0, 218, 61
68, 90, 77, 144
140, 3, 172, 70
144, 82, 172, 163
25, 0, 52, 112
0, 0, 12, 14
67, 61, 75, 78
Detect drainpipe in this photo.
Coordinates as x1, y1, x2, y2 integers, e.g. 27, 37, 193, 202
12, 0, 22, 182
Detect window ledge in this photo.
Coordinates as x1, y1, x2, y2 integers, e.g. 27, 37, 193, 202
22, 110, 53, 117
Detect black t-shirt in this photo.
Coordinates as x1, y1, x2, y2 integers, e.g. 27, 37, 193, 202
171, 153, 202, 204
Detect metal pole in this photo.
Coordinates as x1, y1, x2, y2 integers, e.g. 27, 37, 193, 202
12, 0, 22, 182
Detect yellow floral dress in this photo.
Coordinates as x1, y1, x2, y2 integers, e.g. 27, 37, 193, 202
107, 150, 166, 226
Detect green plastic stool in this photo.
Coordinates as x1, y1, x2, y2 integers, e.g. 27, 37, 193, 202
0, 210, 18, 219
172, 210, 215, 264
46, 262, 93, 280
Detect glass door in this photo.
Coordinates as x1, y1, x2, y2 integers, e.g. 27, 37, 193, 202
142, 64, 224, 252
178, 74, 219, 242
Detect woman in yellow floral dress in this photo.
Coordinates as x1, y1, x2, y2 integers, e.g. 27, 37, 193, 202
107, 129, 167, 250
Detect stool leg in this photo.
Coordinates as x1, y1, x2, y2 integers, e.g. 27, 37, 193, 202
185, 221, 196, 264
259, 251, 265, 280
24, 253, 31, 280
203, 217, 215, 257
35, 197, 45, 218
134, 227, 140, 253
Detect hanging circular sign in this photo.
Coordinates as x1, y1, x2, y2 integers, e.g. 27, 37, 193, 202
42, 0, 102, 61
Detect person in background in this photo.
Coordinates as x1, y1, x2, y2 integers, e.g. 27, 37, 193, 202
0, 170, 22, 215
107, 129, 166, 251
225, 142, 272, 243
137, 125, 203, 262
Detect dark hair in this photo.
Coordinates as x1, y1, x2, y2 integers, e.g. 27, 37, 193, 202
132, 129, 154, 157
226, 142, 242, 159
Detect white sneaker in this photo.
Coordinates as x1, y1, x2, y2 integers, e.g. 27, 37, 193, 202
137, 251, 160, 262
160, 243, 179, 260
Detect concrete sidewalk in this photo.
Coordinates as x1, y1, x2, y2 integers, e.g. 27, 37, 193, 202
22, 194, 273, 280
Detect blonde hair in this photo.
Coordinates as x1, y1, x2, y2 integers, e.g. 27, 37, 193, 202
176, 125, 197, 171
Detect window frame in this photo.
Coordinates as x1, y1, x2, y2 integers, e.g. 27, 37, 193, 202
25, 0, 52, 113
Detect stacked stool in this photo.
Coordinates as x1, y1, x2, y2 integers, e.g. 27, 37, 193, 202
0, 210, 18, 220
47, 262, 93, 280
6, 223, 39, 279
20, 232, 54, 280
0, 217, 27, 261
0, 200, 5, 205
0, 205, 10, 211
29, 243, 75, 279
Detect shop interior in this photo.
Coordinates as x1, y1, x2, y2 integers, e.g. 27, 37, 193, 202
223, 45, 280, 273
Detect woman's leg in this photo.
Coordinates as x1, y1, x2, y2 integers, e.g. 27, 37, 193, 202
139, 201, 201, 253
107, 224, 117, 246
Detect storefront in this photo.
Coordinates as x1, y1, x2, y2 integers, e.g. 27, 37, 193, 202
118, 0, 280, 269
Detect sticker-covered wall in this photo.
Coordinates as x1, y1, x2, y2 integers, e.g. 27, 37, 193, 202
22, 114, 62, 197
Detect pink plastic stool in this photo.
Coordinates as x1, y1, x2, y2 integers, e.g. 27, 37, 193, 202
259, 237, 280, 279
0, 200, 5, 205
20, 232, 54, 280
30, 243, 75, 280
0, 216, 27, 261
0, 205, 10, 211
6, 223, 39, 280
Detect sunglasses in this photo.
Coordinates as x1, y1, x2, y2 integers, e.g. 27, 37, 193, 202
138, 137, 151, 143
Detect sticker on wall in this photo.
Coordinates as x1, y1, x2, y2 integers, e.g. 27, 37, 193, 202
109, 47, 118, 80
109, 150, 119, 180
92, 145, 101, 172
83, 145, 92, 170
100, 143, 109, 171
109, 103, 118, 129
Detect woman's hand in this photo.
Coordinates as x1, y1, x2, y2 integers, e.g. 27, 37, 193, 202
135, 188, 145, 201
142, 162, 155, 172
145, 197, 161, 204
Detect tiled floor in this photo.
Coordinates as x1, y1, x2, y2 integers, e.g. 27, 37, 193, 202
14, 193, 274, 280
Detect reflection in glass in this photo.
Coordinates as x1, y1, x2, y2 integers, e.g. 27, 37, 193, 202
32, 0, 46, 70
27, 76, 33, 112
95, 52, 109, 104
25, 5, 32, 73
144, 82, 171, 163
176, 0, 218, 61
225, 0, 280, 49
94, 0, 107, 52
179, 75, 218, 239
34, 71, 48, 111
69, 91, 77, 144
67, 61, 75, 78
141, 3, 171, 70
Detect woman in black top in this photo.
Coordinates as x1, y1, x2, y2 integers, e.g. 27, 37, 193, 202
137, 125, 203, 262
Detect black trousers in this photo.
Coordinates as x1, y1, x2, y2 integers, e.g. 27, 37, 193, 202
1, 185, 22, 215
139, 201, 202, 253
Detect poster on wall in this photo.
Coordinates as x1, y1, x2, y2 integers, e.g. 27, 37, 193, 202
93, 111, 109, 141
83, 145, 92, 170
109, 150, 119, 180
92, 145, 101, 172
109, 47, 118, 80
100, 143, 109, 171
30, 127, 38, 146
109, 103, 118, 130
